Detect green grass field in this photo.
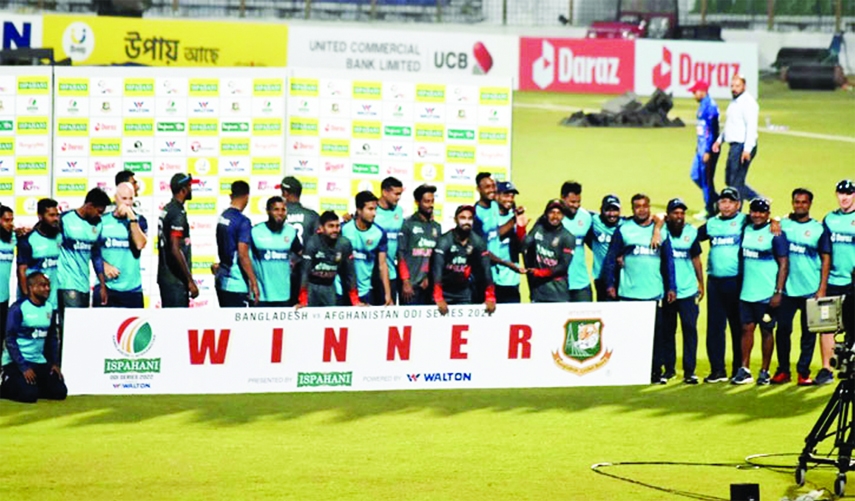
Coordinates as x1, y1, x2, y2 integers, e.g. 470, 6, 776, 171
1, 81, 854, 501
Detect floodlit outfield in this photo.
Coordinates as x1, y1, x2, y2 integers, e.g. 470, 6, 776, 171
1, 81, 853, 501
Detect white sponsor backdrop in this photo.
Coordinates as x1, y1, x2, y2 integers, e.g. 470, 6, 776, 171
63, 302, 656, 395
287, 26, 520, 89
284, 69, 513, 229
52, 67, 289, 309
634, 39, 759, 99
0, 13, 43, 50
0, 67, 52, 228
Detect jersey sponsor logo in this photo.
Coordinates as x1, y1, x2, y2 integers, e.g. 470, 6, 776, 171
831, 233, 854, 244
711, 236, 737, 246
262, 250, 290, 261
104, 237, 130, 249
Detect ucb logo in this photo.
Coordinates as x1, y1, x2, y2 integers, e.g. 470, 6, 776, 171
434, 52, 468, 70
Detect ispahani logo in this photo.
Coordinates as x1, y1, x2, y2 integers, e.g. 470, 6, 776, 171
104, 317, 161, 374
552, 319, 612, 375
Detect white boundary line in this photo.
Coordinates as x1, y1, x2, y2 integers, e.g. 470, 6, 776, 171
513, 102, 855, 144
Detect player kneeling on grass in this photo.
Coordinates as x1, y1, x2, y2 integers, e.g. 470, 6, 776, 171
298, 211, 359, 308
732, 198, 789, 385
433, 205, 496, 316
522, 199, 575, 302
1, 272, 66, 404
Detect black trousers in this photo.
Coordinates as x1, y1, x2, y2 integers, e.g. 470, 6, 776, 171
1, 363, 67, 404
160, 281, 189, 308
399, 283, 433, 306
495, 285, 521, 304
706, 276, 743, 375
0, 300, 7, 359
725, 143, 760, 201
92, 285, 144, 308
217, 288, 248, 308
661, 297, 699, 376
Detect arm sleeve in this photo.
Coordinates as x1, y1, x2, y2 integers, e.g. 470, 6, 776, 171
689, 237, 703, 258
744, 99, 759, 152
602, 229, 625, 290
583, 226, 595, 249
139, 215, 149, 235
397, 222, 411, 281
4, 306, 29, 372
341, 241, 358, 298
91, 235, 105, 275
477, 239, 495, 303
376, 229, 388, 254
432, 237, 448, 303
661, 239, 677, 292
168, 209, 186, 238
16, 235, 32, 266
45, 313, 59, 366
773, 234, 789, 258
819, 226, 833, 255
291, 234, 303, 256
238, 218, 252, 245
696, 224, 709, 241
708, 109, 720, 152
300, 237, 314, 293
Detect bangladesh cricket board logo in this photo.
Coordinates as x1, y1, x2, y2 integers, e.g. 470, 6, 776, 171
104, 317, 162, 374
552, 318, 612, 375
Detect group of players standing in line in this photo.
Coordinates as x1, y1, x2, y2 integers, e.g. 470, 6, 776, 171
0, 165, 853, 403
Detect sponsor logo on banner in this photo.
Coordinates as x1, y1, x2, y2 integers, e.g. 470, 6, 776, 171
384, 142, 411, 159
352, 101, 380, 119
477, 146, 509, 165
189, 138, 217, 155
447, 165, 473, 183
251, 137, 282, 155
157, 121, 186, 133
222, 158, 250, 174
321, 99, 351, 118
92, 119, 120, 135
383, 125, 412, 139
321, 180, 348, 197
191, 100, 219, 115
289, 138, 319, 155
635, 40, 756, 98
157, 99, 186, 116
405, 372, 472, 382
351, 140, 381, 159
383, 102, 413, 121
159, 138, 185, 155
384, 163, 412, 178
0, 159, 11, 175
289, 157, 317, 174
297, 372, 353, 388
124, 138, 153, 156
323, 160, 350, 174
104, 317, 161, 374
58, 138, 88, 155
417, 105, 444, 121
320, 119, 349, 138
415, 143, 444, 161
16, 118, 48, 135
321, 139, 349, 157
553, 318, 612, 374
289, 117, 319, 136
251, 158, 281, 174
415, 124, 444, 142
221, 121, 250, 133
56, 178, 89, 196
61, 21, 96, 62
157, 160, 185, 173
188, 119, 219, 136
519, 38, 634, 93
60, 160, 85, 174
352, 121, 381, 139
0, 120, 12, 132
415, 162, 444, 182
124, 161, 151, 173
16, 157, 48, 175
125, 98, 153, 115
18, 177, 47, 193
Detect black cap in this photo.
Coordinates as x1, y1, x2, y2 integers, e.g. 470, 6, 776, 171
836, 179, 855, 194
413, 184, 437, 201
497, 181, 519, 195
601, 194, 621, 211
544, 198, 565, 213
280, 176, 302, 194
170, 173, 192, 193
719, 187, 741, 201
667, 198, 688, 213
455, 205, 475, 217
749, 198, 771, 213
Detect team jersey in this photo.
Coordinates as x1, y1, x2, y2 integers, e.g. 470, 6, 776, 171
336, 220, 387, 297
699, 212, 747, 278
432, 230, 493, 304
494, 211, 521, 287
561, 209, 593, 290
57, 210, 102, 293
250, 222, 302, 303
397, 213, 441, 286
95, 213, 148, 293
523, 219, 575, 302
1, 298, 57, 370
285, 202, 320, 246
0, 234, 16, 303
375, 204, 404, 281
696, 95, 720, 155
666, 225, 702, 299
215, 207, 252, 294
17, 229, 60, 307
302, 234, 356, 307
740, 223, 789, 303
474, 201, 501, 257
157, 199, 191, 286
586, 216, 623, 280
781, 217, 832, 298
604, 219, 676, 301
824, 209, 855, 287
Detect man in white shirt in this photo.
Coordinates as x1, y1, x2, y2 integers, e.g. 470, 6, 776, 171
713, 75, 761, 202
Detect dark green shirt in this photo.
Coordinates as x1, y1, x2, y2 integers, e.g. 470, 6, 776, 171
523, 220, 575, 302
397, 214, 441, 286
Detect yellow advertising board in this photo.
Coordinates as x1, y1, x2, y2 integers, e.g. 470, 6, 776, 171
42, 14, 288, 67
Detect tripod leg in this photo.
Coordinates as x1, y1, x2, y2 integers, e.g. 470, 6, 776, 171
800, 380, 847, 475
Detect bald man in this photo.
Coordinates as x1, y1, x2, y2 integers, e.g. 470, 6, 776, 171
92, 182, 148, 308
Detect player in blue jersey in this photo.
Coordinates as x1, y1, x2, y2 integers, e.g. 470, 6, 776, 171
494, 181, 528, 303
0, 205, 15, 352
661, 199, 705, 384
18, 199, 62, 309
57, 189, 111, 313
214, 181, 259, 308
374, 177, 404, 305
586, 195, 623, 302
688, 80, 720, 220
92, 182, 148, 308
771, 188, 833, 386
732, 198, 789, 385
603, 194, 677, 384
817, 180, 855, 377
0, 272, 66, 404
251, 196, 303, 307
338, 191, 391, 306
474, 173, 525, 302
560, 181, 595, 302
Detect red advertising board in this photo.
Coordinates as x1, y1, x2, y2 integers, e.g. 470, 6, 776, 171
519, 38, 635, 93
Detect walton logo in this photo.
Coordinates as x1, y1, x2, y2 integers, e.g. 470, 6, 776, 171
105, 317, 161, 374
64, 161, 80, 172
653, 47, 672, 90
552, 319, 612, 375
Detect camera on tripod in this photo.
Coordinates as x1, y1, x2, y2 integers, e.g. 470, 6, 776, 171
831, 339, 855, 377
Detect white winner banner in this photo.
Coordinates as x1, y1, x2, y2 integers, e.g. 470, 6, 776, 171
63, 302, 655, 395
